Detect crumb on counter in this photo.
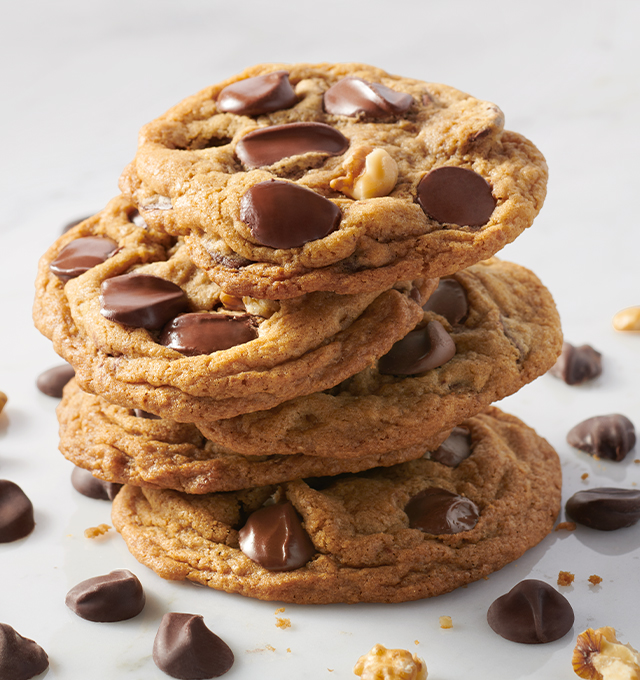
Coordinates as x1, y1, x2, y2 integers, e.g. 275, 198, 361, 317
589, 575, 603, 586
354, 643, 427, 680
555, 521, 577, 532
581, 473, 589, 480
275, 617, 291, 629
275, 607, 285, 614
439, 616, 453, 629
84, 523, 111, 538
558, 571, 576, 586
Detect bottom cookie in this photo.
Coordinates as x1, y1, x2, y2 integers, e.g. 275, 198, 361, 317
111, 407, 561, 604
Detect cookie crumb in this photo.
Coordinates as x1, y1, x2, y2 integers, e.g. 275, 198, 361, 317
588, 574, 603, 586
84, 523, 111, 538
634, 459, 640, 465
414, 640, 420, 646
287, 648, 291, 653
0, 391, 7, 413
555, 521, 577, 532
558, 571, 575, 586
353, 643, 427, 680
439, 616, 453, 629
275, 617, 291, 629
581, 472, 589, 480
275, 607, 285, 614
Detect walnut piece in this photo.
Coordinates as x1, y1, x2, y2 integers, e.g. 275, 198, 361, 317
613, 307, 640, 331
354, 643, 427, 680
573, 627, 640, 679
331, 147, 398, 200
84, 523, 111, 538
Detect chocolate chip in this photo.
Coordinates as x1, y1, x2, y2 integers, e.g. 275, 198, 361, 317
240, 180, 341, 249
422, 278, 468, 324
487, 580, 574, 644
100, 274, 189, 330
36, 363, 75, 397
405, 487, 479, 534
323, 77, 413, 117
238, 501, 316, 571
429, 427, 472, 467
71, 467, 122, 501
565, 488, 640, 531
417, 166, 496, 227
65, 569, 145, 622
378, 320, 456, 375
0, 480, 35, 543
217, 70, 297, 116
153, 612, 234, 679
49, 236, 118, 281
567, 414, 636, 461
159, 313, 257, 356
236, 122, 349, 168
0, 623, 48, 680
549, 342, 602, 385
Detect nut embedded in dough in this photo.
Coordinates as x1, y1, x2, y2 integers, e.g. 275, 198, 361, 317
331, 146, 398, 199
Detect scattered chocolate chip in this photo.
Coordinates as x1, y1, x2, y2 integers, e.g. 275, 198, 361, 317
61, 215, 91, 233
0, 480, 35, 543
429, 427, 472, 467
549, 342, 602, 385
323, 77, 413, 117
159, 313, 257, 356
49, 236, 118, 281
133, 409, 162, 420
65, 569, 145, 622
71, 467, 122, 501
153, 612, 234, 679
217, 70, 297, 116
422, 278, 468, 324
240, 180, 341, 249
0, 623, 49, 680
487, 579, 574, 644
565, 488, 640, 531
417, 166, 496, 227
378, 320, 456, 375
567, 414, 636, 461
238, 501, 316, 571
100, 274, 189, 330
36, 363, 75, 397
405, 487, 479, 534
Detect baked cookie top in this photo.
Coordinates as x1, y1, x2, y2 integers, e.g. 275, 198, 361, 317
120, 62, 548, 299
111, 407, 562, 604
33, 195, 429, 421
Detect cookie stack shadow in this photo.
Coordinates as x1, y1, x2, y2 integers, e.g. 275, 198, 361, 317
34, 63, 563, 604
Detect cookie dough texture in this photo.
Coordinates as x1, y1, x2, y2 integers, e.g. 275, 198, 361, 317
120, 62, 548, 299
111, 407, 562, 604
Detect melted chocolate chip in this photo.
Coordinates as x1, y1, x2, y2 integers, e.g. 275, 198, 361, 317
65, 569, 145, 622
240, 180, 341, 249
100, 274, 189, 330
567, 414, 636, 461
159, 313, 257, 356
0, 623, 49, 680
405, 487, 478, 534
378, 320, 456, 375
70, 467, 122, 501
422, 278, 468, 324
36, 363, 75, 397
487, 580, 574, 644
238, 501, 316, 571
323, 77, 413, 117
49, 236, 118, 281
153, 612, 234, 679
430, 427, 472, 467
549, 342, 602, 385
417, 166, 496, 227
0, 480, 35, 543
217, 70, 297, 116
565, 488, 640, 531
236, 122, 349, 168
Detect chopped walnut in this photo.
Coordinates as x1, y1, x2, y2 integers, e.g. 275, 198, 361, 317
354, 643, 427, 680
612, 307, 640, 332
439, 616, 453, 629
242, 296, 280, 318
573, 627, 640, 679
331, 147, 398, 200
589, 575, 603, 586
84, 523, 111, 538
558, 571, 576, 586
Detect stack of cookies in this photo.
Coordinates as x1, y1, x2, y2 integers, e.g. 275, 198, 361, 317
34, 63, 563, 604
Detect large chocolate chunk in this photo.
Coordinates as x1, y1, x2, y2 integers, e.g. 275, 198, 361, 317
378, 320, 456, 375
240, 180, 341, 249
36, 363, 75, 397
153, 612, 234, 679
0, 623, 49, 680
417, 166, 496, 227
100, 274, 189, 330
238, 501, 316, 571
487, 580, 574, 644
422, 278, 468, 324
65, 569, 145, 622
549, 342, 602, 385
565, 488, 640, 531
217, 70, 297, 116
159, 312, 257, 356
430, 427, 472, 467
567, 414, 636, 461
405, 487, 478, 534
0, 480, 35, 543
71, 467, 121, 501
323, 77, 413, 117
49, 236, 118, 281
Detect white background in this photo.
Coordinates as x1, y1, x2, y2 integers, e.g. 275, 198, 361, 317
1, 1, 639, 678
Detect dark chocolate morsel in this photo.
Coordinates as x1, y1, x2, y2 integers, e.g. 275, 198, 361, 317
417, 166, 496, 227
565, 488, 640, 531
153, 612, 234, 679
487, 579, 574, 644
323, 76, 413, 117
71, 467, 122, 501
159, 313, 257, 356
567, 414, 636, 461
405, 487, 478, 534
422, 278, 468, 324
0, 479, 35, 543
430, 427, 472, 467
549, 342, 602, 385
65, 569, 145, 622
236, 122, 349, 168
0, 623, 49, 680
36, 363, 75, 397
378, 320, 456, 375
240, 180, 341, 249
217, 70, 297, 116
100, 274, 189, 330
49, 236, 118, 281
238, 501, 316, 571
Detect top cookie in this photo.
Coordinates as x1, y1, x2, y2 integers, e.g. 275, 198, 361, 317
120, 62, 548, 299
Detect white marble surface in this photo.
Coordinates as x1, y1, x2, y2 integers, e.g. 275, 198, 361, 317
2, 1, 640, 678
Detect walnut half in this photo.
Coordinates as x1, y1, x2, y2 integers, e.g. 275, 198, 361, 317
573, 627, 640, 679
